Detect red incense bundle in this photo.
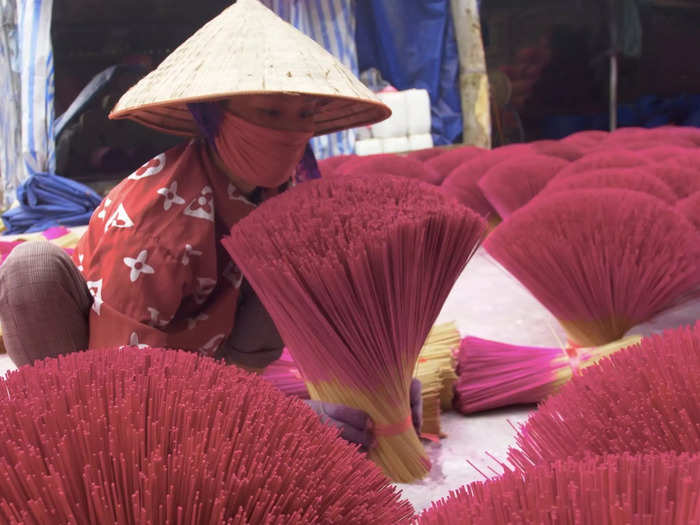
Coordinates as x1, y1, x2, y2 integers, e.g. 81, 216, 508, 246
553, 149, 649, 180
647, 163, 700, 198
650, 124, 700, 146
335, 153, 442, 185
425, 146, 485, 184
541, 167, 677, 203
263, 322, 461, 440
223, 174, 486, 482
0, 347, 414, 524
317, 154, 356, 178
507, 324, 700, 470
641, 145, 699, 162
529, 139, 583, 161
677, 192, 700, 230
416, 453, 700, 525
485, 189, 699, 346
658, 149, 700, 173
477, 154, 569, 218
439, 145, 532, 219
407, 147, 448, 163
454, 335, 641, 414
599, 127, 696, 151
560, 129, 608, 150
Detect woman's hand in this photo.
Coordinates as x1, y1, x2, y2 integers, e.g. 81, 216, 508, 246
304, 378, 424, 448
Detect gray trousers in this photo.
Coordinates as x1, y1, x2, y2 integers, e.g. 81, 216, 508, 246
0, 242, 92, 367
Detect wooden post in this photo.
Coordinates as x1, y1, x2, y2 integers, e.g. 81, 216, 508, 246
449, 0, 492, 148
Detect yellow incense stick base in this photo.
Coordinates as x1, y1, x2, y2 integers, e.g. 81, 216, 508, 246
307, 380, 430, 483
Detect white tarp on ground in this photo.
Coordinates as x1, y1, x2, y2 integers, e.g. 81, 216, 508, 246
0, 0, 54, 211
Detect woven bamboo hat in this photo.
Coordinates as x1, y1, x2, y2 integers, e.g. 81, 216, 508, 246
109, 0, 390, 137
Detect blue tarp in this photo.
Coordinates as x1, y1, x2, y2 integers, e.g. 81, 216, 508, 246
542, 95, 700, 139
2, 171, 101, 233
355, 0, 463, 146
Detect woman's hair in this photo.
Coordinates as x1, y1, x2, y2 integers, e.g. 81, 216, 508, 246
187, 101, 223, 142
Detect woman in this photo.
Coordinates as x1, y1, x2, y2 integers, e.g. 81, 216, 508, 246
0, 0, 422, 447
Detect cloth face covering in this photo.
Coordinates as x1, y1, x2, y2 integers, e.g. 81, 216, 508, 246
214, 111, 313, 188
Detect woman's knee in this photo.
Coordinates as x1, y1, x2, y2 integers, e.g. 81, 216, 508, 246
0, 242, 80, 306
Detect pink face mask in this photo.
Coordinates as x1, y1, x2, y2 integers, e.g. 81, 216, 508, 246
213, 111, 313, 188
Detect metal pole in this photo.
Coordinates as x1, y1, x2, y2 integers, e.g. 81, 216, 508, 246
610, 52, 618, 131
608, 0, 618, 131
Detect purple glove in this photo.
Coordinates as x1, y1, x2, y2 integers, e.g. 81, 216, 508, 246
305, 378, 423, 448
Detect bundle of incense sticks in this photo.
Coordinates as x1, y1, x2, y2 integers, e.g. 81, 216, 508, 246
485, 189, 699, 346
223, 174, 486, 482
416, 452, 700, 524
454, 335, 641, 414
263, 322, 462, 440
507, 324, 700, 470
412, 322, 460, 438
0, 347, 414, 523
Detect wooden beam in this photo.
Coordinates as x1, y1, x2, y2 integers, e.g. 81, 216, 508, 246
450, 0, 492, 148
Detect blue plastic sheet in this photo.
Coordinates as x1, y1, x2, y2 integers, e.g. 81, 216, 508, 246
2, 171, 102, 233
355, 0, 463, 145
542, 95, 700, 139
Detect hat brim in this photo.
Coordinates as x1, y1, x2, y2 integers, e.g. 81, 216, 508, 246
110, 91, 391, 137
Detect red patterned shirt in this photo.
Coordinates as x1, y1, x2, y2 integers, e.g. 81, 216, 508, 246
74, 140, 273, 356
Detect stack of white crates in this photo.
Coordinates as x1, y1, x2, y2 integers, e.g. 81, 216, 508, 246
355, 89, 433, 155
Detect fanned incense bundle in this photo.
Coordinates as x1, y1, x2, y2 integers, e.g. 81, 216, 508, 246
651, 125, 700, 146
508, 324, 700, 470
477, 154, 569, 218
560, 129, 608, 150
0, 347, 414, 524
600, 128, 697, 151
415, 453, 700, 525
454, 335, 641, 414
263, 323, 462, 440
641, 145, 699, 161
425, 147, 485, 184
317, 154, 355, 178
223, 174, 486, 482
413, 322, 461, 438
407, 147, 449, 163
647, 163, 700, 198
678, 193, 700, 229
553, 149, 648, 180
529, 139, 582, 161
541, 167, 677, 203
485, 189, 699, 347
335, 153, 441, 185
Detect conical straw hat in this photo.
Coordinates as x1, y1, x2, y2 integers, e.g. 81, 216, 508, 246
109, 0, 390, 137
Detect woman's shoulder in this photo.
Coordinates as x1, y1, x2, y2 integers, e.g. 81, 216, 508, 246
84, 141, 216, 251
